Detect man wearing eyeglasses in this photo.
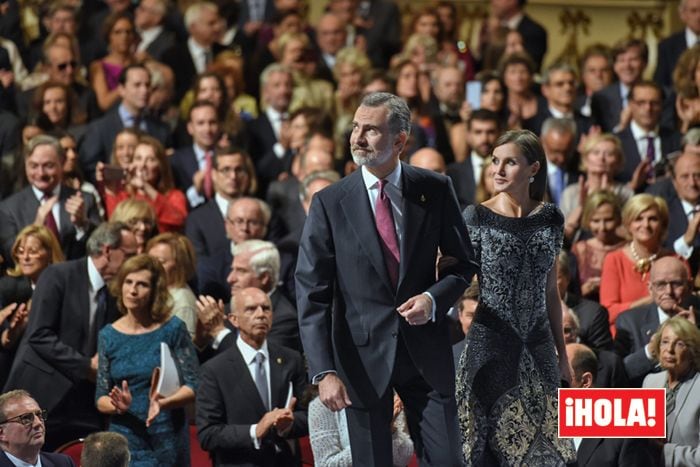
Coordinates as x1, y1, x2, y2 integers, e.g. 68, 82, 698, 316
0, 390, 74, 467
614, 256, 700, 386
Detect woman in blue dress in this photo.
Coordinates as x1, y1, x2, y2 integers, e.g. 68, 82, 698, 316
457, 130, 576, 466
96, 254, 199, 466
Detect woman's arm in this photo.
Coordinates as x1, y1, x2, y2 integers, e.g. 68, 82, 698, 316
308, 398, 353, 467
89, 60, 121, 112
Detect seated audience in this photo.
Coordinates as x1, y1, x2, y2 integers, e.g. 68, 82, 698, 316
0, 390, 75, 466
643, 316, 700, 466
96, 254, 198, 466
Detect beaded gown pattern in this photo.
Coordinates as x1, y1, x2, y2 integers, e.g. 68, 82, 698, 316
457, 203, 576, 466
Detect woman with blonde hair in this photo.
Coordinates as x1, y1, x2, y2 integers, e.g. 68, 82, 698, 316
110, 198, 157, 254
96, 254, 198, 466
147, 233, 198, 338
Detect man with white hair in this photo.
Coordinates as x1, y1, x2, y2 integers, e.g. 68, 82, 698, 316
135, 0, 176, 62
163, 1, 225, 100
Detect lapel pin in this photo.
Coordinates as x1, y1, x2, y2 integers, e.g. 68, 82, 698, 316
277, 357, 283, 364
420, 194, 426, 203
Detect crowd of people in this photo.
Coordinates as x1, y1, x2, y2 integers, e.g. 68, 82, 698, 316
0, 0, 699, 466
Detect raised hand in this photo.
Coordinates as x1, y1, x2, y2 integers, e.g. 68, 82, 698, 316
110, 380, 132, 414
65, 192, 86, 228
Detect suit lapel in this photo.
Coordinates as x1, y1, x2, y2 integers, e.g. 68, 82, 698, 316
640, 306, 660, 345
228, 345, 267, 414
577, 437, 602, 466
669, 372, 700, 440
77, 260, 93, 350
339, 170, 394, 293
268, 344, 289, 409
399, 164, 428, 286
18, 187, 40, 227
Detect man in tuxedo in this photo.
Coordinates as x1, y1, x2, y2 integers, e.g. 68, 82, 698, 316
3, 222, 137, 450
655, 0, 700, 89
79, 64, 171, 182
313, 13, 346, 85
566, 344, 657, 466
296, 92, 475, 466
490, 0, 547, 70
575, 45, 613, 118
134, 0, 176, 62
615, 256, 700, 385
171, 100, 222, 209
614, 81, 680, 184
0, 135, 101, 265
196, 287, 308, 467
541, 118, 579, 206
524, 63, 591, 137
591, 38, 647, 133
447, 109, 500, 209
648, 151, 700, 276
0, 390, 75, 467
248, 64, 294, 194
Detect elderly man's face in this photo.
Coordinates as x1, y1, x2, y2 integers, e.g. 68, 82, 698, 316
0, 397, 46, 454
226, 200, 266, 243
47, 46, 76, 85
650, 260, 690, 314
227, 252, 265, 295
672, 153, 700, 204
542, 130, 574, 168
562, 311, 578, 344
25, 144, 64, 193
231, 288, 273, 346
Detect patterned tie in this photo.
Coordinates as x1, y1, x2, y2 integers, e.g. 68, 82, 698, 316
375, 179, 400, 289
203, 150, 213, 199
42, 193, 59, 240
646, 135, 656, 178
254, 352, 270, 410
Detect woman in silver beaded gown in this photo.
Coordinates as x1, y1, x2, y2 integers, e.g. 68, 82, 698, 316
456, 130, 576, 466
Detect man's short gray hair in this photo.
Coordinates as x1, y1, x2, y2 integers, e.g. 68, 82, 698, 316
184, 1, 217, 30
260, 63, 292, 89
24, 134, 65, 161
360, 92, 412, 137
541, 62, 577, 85
541, 117, 576, 138
233, 240, 280, 287
300, 170, 340, 201
682, 127, 700, 147
86, 222, 128, 257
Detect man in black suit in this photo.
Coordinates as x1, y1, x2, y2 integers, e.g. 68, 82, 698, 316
0, 135, 101, 265
654, 0, 700, 89
647, 151, 700, 276
134, 0, 176, 62
296, 92, 475, 466
426, 65, 465, 165
490, 0, 547, 70
615, 256, 700, 385
447, 109, 500, 209
591, 38, 647, 133
0, 390, 75, 467
566, 344, 658, 466
3, 222, 137, 450
171, 100, 222, 209
541, 117, 580, 206
24, 2, 78, 70
196, 287, 308, 467
248, 64, 294, 194
163, 1, 225, 102
614, 81, 680, 185
523, 63, 591, 137
312, 13, 346, 85
574, 45, 613, 119
79, 64, 171, 182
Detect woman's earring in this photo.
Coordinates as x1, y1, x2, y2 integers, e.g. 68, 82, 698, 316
529, 176, 535, 183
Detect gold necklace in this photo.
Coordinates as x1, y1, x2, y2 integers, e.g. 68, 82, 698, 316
629, 241, 658, 274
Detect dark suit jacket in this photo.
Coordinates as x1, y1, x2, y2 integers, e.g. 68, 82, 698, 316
0, 450, 75, 467
268, 289, 300, 353
0, 185, 101, 264
197, 247, 233, 303
357, 0, 402, 68
170, 145, 200, 201
446, 159, 477, 210
426, 95, 457, 165
144, 28, 177, 62
517, 14, 548, 71
576, 437, 659, 467
296, 163, 476, 407
521, 102, 592, 139
591, 83, 625, 133
79, 106, 172, 182
654, 31, 688, 90
615, 125, 680, 183
248, 113, 293, 193
3, 259, 120, 413
0, 274, 32, 307
196, 341, 308, 467
594, 349, 629, 388
163, 42, 226, 102
566, 294, 613, 351
185, 198, 228, 258
266, 178, 305, 246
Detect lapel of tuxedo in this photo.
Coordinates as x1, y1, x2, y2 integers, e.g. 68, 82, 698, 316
669, 372, 700, 440
268, 344, 289, 409
340, 170, 394, 294
398, 164, 428, 287
639, 306, 660, 345
229, 345, 268, 414
18, 187, 40, 227
576, 437, 602, 466
76, 260, 93, 351
0, 451, 15, 467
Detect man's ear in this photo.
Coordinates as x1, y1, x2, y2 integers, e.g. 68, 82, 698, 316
260, 272, 271, 290
582, 371, 594, 389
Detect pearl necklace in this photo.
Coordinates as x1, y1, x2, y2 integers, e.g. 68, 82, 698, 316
629, 241, 658, 274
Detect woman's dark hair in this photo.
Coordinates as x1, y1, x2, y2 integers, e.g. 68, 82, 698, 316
192, 71, 230, 120
101, 11, 137, 45
31, 81, 85, 129
493, 129, 548, 201
110, 254, 172, 322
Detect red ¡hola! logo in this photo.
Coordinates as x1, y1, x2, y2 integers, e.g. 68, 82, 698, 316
558, 388, 666, 438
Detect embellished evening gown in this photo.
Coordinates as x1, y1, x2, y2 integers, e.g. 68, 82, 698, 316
457, 203, 576, 466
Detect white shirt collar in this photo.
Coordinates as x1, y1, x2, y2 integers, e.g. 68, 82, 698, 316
31, 184, 59, 201
236, 335, 269, 365
87, 256, 105, 293
137, 25, 163, 52
187, 37, 209, 73
214, 193, 229, 219
657, 306, 670, 325
680, 198, 699, 216
361, 162, 402, 192
548, 105, 572, 119
630, 120, 658, 140
503, 12, 524, 30
4, 450, 42, 467
686, 28, 700, 48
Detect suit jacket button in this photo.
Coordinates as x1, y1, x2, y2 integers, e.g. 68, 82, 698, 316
391, 332, 398, 338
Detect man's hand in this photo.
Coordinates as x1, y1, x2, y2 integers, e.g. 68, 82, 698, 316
192, 170, 205, 194
34, 195, 58, 225
397, 294, 432, 325
318, 373, 351, 412
674, 304, 696, 325
255, 410, 281, 439
628, 159, 652, 192
274, 397, 296, 435
65, 192, 86, 228
684, 212, 700, 247
195, 295, 226, 337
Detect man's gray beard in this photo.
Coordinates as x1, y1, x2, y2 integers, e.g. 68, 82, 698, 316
351, 147, 394, 167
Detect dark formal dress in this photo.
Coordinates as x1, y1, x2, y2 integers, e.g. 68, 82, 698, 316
457, 203, 575, 466
96, 317, 199, 467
